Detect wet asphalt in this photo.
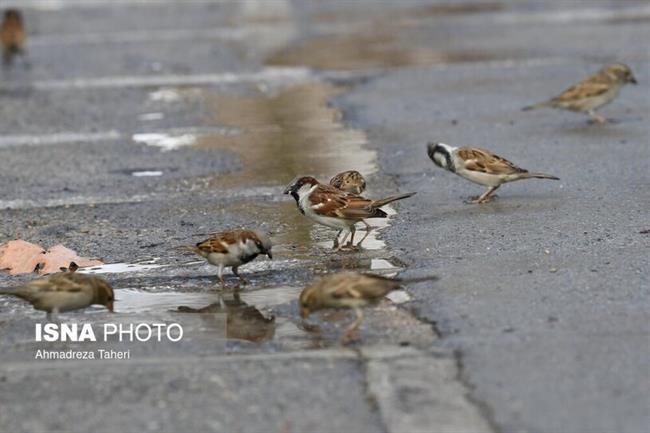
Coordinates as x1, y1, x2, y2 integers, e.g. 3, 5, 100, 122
0, 1, 649, 433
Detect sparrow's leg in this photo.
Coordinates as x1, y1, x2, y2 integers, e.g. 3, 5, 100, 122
217, 264, 226, 288
340, 308, 363, 345
232, 266, 249, 286
333, 229, 343, 249
467, 186, 499, 204
46, 308, 60, 323
356, 221, 372, 247
347, 225, 356, 246
339, 226, 360, 251
335, 229, 351, 251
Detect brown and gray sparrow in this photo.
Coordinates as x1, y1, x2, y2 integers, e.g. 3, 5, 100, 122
0, 272, 114, 319
299, 272, 401, 343
329, 170, 366, 195
182, 229, 272, 287
427, 142, 559, 204
284, 176, 415, 250
523, 63, 637, 123
0, 9, 26, 66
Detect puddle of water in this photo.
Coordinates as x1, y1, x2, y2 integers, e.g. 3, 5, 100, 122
79, 259, 164, 275
313, 2, 503, 22
132, 133, 197, 151
385, 290, 411, 305
267, 32, 503, 71
113, 289, 276, 343
193, 82, 375, 188
115, 289, 217, 313
238, 285, 302, 309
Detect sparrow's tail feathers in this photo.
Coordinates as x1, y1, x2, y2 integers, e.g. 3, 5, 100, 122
0, 287, 18, 296
522, 172, 560, 181
175, 245, 202, 255
396, 275, 439, 284
372, 192, 416, 208
522, 101, 549, 111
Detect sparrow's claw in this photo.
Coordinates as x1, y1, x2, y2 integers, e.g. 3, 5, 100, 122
465, 196, 488, 204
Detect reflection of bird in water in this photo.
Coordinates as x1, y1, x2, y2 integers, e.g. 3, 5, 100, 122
177, 292, 275, 343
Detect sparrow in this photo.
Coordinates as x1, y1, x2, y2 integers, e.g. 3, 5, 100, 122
329, 170, 366, 195
283, 176, 415, 250
0, 272, 114, 320
299, 272, 402, 344
427, 142, 559, 204
523, 63, 637, 124
181, 229, 272, 287
0, 9, 27, 67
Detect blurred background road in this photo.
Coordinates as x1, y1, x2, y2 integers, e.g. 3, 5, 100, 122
0, 1, 648, 433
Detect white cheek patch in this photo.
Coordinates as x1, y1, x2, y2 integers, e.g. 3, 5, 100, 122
434, 153, 446, 168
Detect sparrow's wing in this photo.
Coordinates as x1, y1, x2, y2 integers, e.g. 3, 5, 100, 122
458, 147, 527, 176
195, 235, 231, 254
13, 275, 84, 300
328, 274, 399, 300
550, 70, 612, 104
308, 185, 376, 219
44, 274, 87, 292
327, 284, 364, 300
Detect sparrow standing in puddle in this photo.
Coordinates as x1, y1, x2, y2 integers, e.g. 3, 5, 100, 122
427, 142, 559, 204
329, 170, 366, 195
284, 176, 415, 250
1, 9, 27, 67
181, 229, 272, 288
0, 272, 114, 320
523, 63, 637, 124
300, 271, 413, 344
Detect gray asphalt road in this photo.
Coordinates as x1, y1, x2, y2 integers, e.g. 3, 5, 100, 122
0, 1, 648, 433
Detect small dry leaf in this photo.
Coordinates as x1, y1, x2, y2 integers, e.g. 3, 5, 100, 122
0, 240, 103, 275
0, 240, 46, 275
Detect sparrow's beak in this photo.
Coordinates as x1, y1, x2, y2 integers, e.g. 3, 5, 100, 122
106, 302, 114, 312
283, 184, 294, 195
300, 307, 310, 318
267, 251, 273, 260
630, 76, 638, 85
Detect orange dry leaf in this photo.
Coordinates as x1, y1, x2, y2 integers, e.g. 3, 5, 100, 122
0, 240, 45, 275
0, 240, 103, 275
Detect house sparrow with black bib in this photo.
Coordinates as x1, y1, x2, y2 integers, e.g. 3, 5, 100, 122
299, 272, 402, 344
181, 229, 272, 287
0, 9, 27, 67
427, 142, 559, 204
329, 170, 366, 195
284, 176, 415, 250
0, 272, 114, 320
523, 63, 637, 124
